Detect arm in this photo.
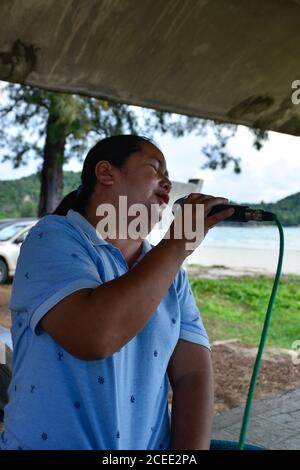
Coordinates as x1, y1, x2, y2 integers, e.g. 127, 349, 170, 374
41, 237, 186, 360
41, 195, 232, 360
167, 340, 214, 450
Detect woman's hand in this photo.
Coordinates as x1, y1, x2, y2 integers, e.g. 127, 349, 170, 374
165, 193, 235, 257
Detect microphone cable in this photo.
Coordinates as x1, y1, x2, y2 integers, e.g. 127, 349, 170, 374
172, 197, 285, 449
238, 214, 284, 449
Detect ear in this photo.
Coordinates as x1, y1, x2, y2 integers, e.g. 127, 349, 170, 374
94, 160, 115, 186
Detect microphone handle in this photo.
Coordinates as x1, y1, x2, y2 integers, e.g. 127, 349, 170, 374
208, 204, 251, 222
208, 204, 275, 222
173, 198, 275, 222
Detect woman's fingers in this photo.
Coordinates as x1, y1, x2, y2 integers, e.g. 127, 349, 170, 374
172, 193, 235, 250
202, 198, 230, 217
206, 208, 235, 229
181, 193, 230, 217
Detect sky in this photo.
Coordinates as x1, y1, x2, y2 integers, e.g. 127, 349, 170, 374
0, 117, 299, 204
156, 125, 300, 203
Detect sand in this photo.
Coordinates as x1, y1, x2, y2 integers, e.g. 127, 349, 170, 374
187, 246, 300, 276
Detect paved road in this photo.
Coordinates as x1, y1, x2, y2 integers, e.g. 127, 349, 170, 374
212, 388, 300, 450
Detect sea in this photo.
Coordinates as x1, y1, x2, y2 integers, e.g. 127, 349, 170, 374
201, 225, 300, 251
148, 225, 300, 251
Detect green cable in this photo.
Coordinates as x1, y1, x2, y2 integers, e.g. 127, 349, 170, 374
238, 215, 284, 449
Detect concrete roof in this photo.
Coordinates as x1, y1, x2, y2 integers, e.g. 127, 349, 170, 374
1, 0, 300, 135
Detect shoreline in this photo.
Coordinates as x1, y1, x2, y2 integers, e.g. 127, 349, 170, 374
186, 246, 300, 276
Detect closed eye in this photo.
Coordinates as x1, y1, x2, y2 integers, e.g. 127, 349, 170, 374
149, 163, 159, 173
147, 162, 171, 185
149, 164, 159, 172
149, 164, 169, 179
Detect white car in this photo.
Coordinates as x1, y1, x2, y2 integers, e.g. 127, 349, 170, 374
0, 326, 12, 425
0, 219, 38, 284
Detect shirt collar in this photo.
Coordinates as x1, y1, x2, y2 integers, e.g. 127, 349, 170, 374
66, 209, 153, 257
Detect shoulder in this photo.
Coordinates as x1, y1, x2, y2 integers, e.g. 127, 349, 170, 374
20, 214, 88, 258
28, 214, 84, 243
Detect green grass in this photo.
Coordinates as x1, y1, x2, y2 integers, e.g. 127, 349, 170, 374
189, 275, 300, 349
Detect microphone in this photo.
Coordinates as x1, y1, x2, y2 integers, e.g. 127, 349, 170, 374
172, 197, 275, 222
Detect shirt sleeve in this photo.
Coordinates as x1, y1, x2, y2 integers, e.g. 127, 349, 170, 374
176, 267, 211, 351
9, 218, 103, 336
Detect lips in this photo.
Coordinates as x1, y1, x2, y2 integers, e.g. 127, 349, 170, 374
156, 193, 170, 205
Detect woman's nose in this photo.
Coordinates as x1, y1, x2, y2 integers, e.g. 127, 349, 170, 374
161, 175, 172, 193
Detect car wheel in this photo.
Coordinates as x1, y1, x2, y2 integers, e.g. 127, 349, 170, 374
0, 259, 8, 284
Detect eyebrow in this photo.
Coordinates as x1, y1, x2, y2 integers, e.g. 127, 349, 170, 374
149, 156, 169, 178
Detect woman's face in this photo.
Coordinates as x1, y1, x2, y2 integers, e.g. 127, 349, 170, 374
116, 140, 172, 230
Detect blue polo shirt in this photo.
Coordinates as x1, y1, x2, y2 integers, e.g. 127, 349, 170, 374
1, 209, 210, 450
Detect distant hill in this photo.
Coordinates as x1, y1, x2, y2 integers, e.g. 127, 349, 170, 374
0, 171, 299, 226
0, 171, 80, 218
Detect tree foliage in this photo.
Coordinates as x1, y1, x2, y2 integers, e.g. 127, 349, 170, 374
0, 171, 298, 226
0, 82, 268, 173
0, 81, 269, 215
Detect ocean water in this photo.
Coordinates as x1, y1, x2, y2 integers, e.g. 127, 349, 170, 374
148, 225, 300, 251
202, 225, 300, 251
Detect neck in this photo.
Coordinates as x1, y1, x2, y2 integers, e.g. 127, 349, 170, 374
83, 196, 146, 269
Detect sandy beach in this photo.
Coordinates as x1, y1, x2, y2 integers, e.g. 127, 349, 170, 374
187, 246, 300, 275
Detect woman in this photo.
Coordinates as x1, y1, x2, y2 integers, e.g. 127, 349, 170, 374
1, 135, 233, 450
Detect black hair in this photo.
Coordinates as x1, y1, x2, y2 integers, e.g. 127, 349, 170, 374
52, 135, 157, 216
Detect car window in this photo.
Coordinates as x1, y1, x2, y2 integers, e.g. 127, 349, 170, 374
0, 223, 30, 241
16, 229, 30, 243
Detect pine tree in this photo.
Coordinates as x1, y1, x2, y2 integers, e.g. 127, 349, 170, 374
0, 82, 268, 216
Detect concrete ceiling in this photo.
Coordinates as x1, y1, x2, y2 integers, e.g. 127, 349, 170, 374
1, 0, 300, 135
